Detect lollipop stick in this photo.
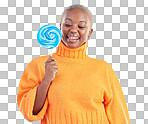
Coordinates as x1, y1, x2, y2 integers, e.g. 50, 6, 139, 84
49, 49, 52, 56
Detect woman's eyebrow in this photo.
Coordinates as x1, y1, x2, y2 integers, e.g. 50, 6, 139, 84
65, 18, 72, 21
80, 21, 87, 24
65, 18, 87, 24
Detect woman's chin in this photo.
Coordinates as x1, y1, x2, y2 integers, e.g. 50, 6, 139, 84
62, 39, 84, 48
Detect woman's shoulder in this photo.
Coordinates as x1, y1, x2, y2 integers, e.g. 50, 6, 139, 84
87, 56, 115, 76
87, 56, 107, 65
31, 55, 51, 62
28, 55, 51, 67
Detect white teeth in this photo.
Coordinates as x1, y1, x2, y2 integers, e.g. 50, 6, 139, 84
69, 37, 79, 39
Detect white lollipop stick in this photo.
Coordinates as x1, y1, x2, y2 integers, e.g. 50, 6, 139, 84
49, 49, 52, 57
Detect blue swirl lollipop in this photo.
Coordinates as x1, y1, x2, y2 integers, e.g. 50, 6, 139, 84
37, 24, 62, 56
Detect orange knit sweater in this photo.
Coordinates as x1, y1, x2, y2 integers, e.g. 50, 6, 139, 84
17, 41, 130, 124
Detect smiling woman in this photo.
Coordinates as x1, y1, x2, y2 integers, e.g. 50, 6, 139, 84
17, 4, 130, 124
60, 4, 93, 48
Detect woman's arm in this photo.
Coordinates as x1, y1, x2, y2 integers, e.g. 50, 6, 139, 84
17, 58, 49, 122
33, 78, 51, 115
103, 61, 130, 124
33, 56, 58, 115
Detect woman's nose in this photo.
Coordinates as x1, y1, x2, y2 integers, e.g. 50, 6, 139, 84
70, 25, 78, 33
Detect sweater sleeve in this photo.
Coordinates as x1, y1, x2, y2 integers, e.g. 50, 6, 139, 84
17, 58, 48, 122
103, 62, 130, 124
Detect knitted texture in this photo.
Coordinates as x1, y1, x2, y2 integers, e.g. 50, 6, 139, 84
17, 40, 130, 124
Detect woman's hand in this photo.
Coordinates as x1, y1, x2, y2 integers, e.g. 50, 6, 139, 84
44, 56, 58, 83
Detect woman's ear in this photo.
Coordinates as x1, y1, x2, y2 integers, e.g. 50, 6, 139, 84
60, 23, 61, 30
88, 29, 93, 40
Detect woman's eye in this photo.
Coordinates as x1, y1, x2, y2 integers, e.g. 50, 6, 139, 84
78, 26, 85, 29
65, 24, 71, 27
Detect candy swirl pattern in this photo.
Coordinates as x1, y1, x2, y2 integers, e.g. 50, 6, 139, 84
37, 24, 62, 49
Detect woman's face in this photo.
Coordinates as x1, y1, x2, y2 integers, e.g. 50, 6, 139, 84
60, 8, 93, 48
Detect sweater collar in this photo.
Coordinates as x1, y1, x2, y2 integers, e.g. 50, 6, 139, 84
54, 40, 88, 59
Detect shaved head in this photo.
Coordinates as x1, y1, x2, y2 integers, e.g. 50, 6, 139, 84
60, 4, 93, 29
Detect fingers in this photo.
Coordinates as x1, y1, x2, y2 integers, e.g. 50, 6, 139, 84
48, 61, 56, 65
54, 68, 58, 74
45, 56, 58, 69
45, 56, 56, 63
48, 64, 58, 68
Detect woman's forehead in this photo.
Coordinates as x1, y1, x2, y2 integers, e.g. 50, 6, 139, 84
62, 8, 90, 22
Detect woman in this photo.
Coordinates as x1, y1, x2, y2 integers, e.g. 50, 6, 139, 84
17, 4, 130, 124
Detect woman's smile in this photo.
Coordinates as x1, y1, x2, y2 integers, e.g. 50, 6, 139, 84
60, 8, 93, 48
66, 35, 80, 43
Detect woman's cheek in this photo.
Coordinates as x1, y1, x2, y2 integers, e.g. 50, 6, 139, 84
82, 30, 89, 38
61, 28, 67, 38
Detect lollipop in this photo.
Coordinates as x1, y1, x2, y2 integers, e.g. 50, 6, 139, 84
37, 24, 62, 56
